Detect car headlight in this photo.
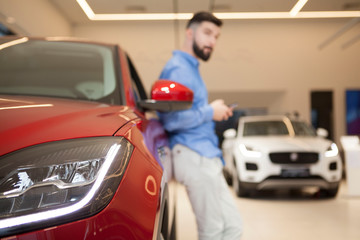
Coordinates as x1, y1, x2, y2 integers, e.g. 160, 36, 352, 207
0, 137, 133, 237
239, 144, 262, 158
325, 143, 339, 157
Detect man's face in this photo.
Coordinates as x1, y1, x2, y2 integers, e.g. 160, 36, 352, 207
192, 21, 221, 61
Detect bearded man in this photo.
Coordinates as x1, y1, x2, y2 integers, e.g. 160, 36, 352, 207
158, 11, 243, 240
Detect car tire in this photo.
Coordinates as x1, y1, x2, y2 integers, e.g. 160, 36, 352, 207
223, 168, 233, 186
232, 161, 251, 197
324, 184, 340, 198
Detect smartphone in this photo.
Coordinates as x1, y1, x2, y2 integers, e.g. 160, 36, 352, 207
228, 102, 238, 108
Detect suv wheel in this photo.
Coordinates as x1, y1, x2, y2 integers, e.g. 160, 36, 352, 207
232, 163, 251, 197
324, 184, 340, 198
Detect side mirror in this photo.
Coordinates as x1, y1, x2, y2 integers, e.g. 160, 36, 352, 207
316, 128, 328, 138
139, 80, 193, 112
223, 128, 237, 139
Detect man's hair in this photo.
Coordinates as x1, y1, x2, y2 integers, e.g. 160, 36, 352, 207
186, 11, 223, 29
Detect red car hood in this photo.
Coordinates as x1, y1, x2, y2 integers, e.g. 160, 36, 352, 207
0, 95, 138, 155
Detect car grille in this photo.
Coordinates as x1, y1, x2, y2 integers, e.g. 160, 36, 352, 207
269, 152, 319, 164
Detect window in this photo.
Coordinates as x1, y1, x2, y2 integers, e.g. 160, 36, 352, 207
0, 39, 118, 103
244, 121, 289, 136
0, 23, 15, 36
126, 55, 147, 102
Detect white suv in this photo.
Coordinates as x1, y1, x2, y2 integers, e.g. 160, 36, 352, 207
222, 115, 342, 197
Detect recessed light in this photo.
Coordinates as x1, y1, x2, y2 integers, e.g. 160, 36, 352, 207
290, 0, 308, 17
76, 0, 360, 21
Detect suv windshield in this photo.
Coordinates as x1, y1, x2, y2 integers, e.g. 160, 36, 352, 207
291, 120, 316, 136
244, 121, 289, 136
243, 120, 316, 137
0, 38, 119, 104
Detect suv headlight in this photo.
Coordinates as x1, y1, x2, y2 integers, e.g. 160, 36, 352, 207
0, 137, 133, 237
325, 143, 339, 157
239, 144, 262, 158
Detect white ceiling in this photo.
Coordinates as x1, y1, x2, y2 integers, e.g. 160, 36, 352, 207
50, 0, 360, 24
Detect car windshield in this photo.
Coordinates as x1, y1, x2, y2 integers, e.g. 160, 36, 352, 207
0, 38, 119, 104
243, 120, 316, 137
244, 121, 289, 136
291, 120, 317, 136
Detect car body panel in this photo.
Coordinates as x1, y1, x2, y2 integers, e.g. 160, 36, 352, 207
0, 37, 186, 239
239, 136, 332, 153
0, 95, 138, 156
9, 146, 162, 240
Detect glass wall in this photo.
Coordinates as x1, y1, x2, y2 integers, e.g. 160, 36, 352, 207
0, 23, 15, 36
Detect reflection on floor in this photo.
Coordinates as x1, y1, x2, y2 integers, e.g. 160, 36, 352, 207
176, 181, 360, 240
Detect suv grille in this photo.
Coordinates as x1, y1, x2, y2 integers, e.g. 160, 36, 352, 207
269, 152, 319, 164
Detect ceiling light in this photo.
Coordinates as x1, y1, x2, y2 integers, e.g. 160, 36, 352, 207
0, 37, 28, 50
91, 13, 193, 21
76, 0, 95, 19
215, 11, 360, 19
76, 0, 360, 21
290, 0, 309, 17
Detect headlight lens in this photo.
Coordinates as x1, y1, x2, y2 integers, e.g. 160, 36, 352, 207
239, 144, 262, 158
325, 143, 339, 157
0, 137, 133, 237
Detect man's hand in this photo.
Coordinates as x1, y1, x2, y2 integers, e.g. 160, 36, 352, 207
210, 99, 233, 121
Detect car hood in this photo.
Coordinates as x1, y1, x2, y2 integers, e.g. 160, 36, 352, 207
239, 136, 332, 153
0, 95, 138, 155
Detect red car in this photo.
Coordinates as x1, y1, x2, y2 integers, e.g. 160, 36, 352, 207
0, 36, 193, 239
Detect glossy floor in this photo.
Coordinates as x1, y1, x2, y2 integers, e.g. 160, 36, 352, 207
176, 181, 360, 240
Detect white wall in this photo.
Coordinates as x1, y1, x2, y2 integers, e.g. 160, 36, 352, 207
73, 19, 360, 144
73, 21, 177, 90
0, 0, 71, 36
1, 0, 360, 145
205, 19, 360, 144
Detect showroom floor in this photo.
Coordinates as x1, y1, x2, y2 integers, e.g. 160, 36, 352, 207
175, 180, 360, 240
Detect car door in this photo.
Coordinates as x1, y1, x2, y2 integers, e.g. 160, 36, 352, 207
125, 54, 175, 240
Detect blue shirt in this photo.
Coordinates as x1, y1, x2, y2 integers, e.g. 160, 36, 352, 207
158, 50, 222, 159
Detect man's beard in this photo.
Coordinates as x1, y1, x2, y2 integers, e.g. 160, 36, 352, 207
193, 40, 212, 61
